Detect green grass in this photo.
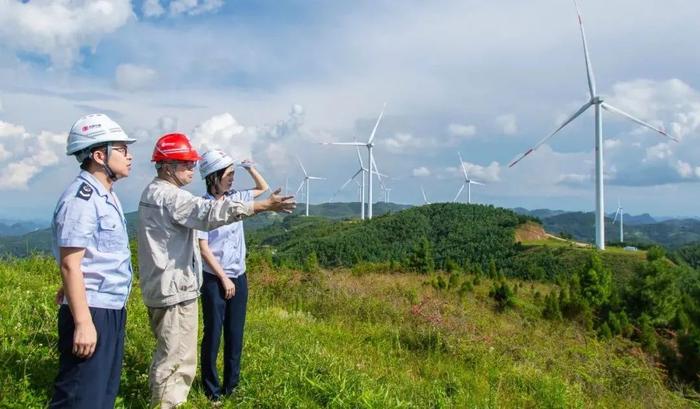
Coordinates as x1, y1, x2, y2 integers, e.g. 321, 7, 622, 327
1, 255, 697, 408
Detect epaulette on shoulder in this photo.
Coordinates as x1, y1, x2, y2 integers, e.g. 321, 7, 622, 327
75, 182, 94, 201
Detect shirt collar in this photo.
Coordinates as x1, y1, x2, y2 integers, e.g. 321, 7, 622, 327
78, 170, 110, 198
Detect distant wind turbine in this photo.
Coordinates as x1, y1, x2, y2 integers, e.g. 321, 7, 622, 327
508, 0, 677, 250
295, 157, 326, 216
328, 147, 368, 219
612, 199, 624, 243
420, 185, 431, 205
454, 152, 484, 204
321, 103, 387, 219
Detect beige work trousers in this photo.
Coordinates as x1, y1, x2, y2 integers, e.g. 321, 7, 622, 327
147, 298, 198, 409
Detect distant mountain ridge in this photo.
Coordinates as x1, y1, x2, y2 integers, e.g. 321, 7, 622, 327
0, 202, 411, 257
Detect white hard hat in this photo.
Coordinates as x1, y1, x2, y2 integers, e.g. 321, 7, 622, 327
67, 113, 136, 159
199, 149, 235, 179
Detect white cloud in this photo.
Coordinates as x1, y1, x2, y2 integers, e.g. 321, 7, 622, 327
644, 142, 672, 162
169, 0, 224, 16
447, 123, 477, 138
461, 160, 501, 183
606, 79, 700, 141
412, 166, 430, 177
0, 120, 65, 190
496, 114, 517, 135
115, 64, 158, 92
674, 160, 694, 178
604, 139, 621, 150
190, 104, 306, 164
0, 0, 132, 67
383, 132, 424, 153
557, 173, 590, 187
143, 0, 166, 17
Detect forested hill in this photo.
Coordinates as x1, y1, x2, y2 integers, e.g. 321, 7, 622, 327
248, 203, 533, 268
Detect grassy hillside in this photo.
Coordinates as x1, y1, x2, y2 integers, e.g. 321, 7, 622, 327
1, 255, 696, 408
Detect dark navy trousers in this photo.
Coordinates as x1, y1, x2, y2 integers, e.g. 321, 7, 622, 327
50, 305, 126, 409
200, 272, 248, 399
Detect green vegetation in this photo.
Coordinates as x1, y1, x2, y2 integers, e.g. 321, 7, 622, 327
2, 255, 697, 408
4, 203, 700, 407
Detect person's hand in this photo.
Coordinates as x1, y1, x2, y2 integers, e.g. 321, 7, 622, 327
73, 320, 97, 359
260, 188, 295, 213
220, 276, 236, 299
238, 159, 256, 169
55, 286, 65, 305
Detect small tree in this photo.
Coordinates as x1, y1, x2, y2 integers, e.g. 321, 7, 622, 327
638, 314, 658, 353
407, 237, 435, 274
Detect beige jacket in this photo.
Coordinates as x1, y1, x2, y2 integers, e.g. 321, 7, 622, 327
137, 178, 254, 308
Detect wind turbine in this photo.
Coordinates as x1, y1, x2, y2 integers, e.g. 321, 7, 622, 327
508, 0, 677, 250
420, 185, 431, 205
454, 152, 484, 204
321, 103, 387, 219
612, 199, 624, 243
328, 147, 368, 218
295, 157, 326, 216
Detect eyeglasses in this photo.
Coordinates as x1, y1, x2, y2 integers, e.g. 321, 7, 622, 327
111, 146, 129, 156
175, 161, 197, 170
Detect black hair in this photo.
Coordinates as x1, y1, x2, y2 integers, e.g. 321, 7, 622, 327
205, 166, 230, 196
79, 144, 108, 171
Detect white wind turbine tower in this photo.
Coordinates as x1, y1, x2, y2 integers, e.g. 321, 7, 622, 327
612, 199, 624, 243
328, 147, 368, 219
509, 0, 677, 250
321, 103, 387, 219
295, 157, 326, 216
454, 152, 484, 204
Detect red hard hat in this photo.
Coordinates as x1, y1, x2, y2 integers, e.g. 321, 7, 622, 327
151, 133, 202, 162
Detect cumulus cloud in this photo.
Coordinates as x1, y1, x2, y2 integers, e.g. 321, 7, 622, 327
0, 0, 132, 67
143, 0, 166, 17
462, 161, 501, 183
0, 120, 65, 190
412, 166, 430, 177
115, 64, 158, 92
447, 123, 477, 138
644, 142, 672, 162
143, 0, 224, 17
383, 132, 424, 153
496, 114, 517, 135
190, 104, 306, 166
605, 79, 700, 141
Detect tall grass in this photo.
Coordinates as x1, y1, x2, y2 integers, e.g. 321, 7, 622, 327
0, 255, 696, 408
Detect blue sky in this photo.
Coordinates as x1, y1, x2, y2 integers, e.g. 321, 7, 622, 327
1, 0, 700, 220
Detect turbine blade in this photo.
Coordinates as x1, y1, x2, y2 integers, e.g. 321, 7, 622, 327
470, 180, 485, 186
612, 208, 620, 224
356, 146, 365, 168
371, 156, 385, 189
458, 152, 468, 180
573, 0, 597, 98
296, 156, 308, 176
509, 101, 592, 167
421, 185, 430, 204
367, 102, 387, 144
453, 184, 465, 202
308, 176, 326, 180
295, 180, 305, 195
602, 103, 678, 142
321, 142, 366, 146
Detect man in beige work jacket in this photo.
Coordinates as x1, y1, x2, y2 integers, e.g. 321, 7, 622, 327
138, 133, 295, 408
